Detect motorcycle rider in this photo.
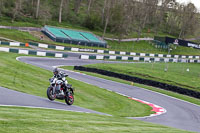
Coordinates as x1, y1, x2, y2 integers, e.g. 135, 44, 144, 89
52, 68, 68, 94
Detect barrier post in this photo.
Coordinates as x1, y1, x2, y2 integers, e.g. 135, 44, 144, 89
131, 82, 134, 86
25, 43, 29, 47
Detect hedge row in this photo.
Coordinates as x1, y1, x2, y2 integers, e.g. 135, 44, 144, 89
74, 66, 200, 99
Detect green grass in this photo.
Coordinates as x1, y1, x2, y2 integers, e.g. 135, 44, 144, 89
0, 17, 42, 27
82, 63, 200, 92
0, 29, 42, 43
107, 40, 167, 53
0, 106, 192, 133
0, 52, 154, 117
170, 45, 200, 55
61, 66, 200, 106
107, 40, 200, 55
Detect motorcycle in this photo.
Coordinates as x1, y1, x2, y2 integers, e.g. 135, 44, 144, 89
47, 75, 74, 105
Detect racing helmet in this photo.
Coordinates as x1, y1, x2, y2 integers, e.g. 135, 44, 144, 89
53, 68, 59, 75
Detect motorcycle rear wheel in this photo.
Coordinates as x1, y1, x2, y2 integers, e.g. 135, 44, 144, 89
47, 87, 56, 101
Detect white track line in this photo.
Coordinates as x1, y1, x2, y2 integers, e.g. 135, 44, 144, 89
0, 104, 91, 114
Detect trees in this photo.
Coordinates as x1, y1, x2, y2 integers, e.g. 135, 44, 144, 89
152, 0, 170, 35
102, 0, 113, 38
74, 0, 82, 14
87, 0, 92, 15
109, 0, 132, 42
36, 0, 40, 19
59, 0, 64, 23
0, 0, 199, 39
178, 3, 198, 39
12, 0, 21, 22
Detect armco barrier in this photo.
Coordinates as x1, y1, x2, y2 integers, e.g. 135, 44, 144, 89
28, 42, 72, 51
79, 55, 200, 63
74, 66, 200, 99
29, 41, 199, 59
0, 41, 26, 47
1, 41, 200, 59
0, 47, 68, 58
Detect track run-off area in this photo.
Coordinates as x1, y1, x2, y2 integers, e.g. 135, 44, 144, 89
0, 52, 200, 132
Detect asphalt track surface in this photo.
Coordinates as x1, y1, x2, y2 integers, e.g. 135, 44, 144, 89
1, 54, 200, 132
0, 86, 110, 116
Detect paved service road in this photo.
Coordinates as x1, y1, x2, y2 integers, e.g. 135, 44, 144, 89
0, 86, 110, 116
1, 56, 200, 132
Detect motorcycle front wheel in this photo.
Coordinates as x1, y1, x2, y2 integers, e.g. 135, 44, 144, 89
47, 87, 56, 101
65, 91, 74, 105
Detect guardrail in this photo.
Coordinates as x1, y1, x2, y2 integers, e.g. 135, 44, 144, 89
0, 41, 199, 60
79, 55, 200, 63
0, 47, 68, 58
26, 42, 200, 59
0, 26, 41, 31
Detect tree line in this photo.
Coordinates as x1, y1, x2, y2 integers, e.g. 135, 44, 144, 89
0, 0, 199, 40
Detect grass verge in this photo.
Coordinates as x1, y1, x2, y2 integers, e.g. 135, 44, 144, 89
82, 63, 200, 92
0, 106, 192, 133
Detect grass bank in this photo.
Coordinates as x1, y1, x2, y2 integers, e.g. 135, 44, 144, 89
0, 52, 153, 117
82, 63, 200, 92
107, 40, 200, 55
0, 106, 192, 133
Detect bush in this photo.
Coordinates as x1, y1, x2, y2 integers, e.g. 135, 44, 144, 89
83, 14, 101, 30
